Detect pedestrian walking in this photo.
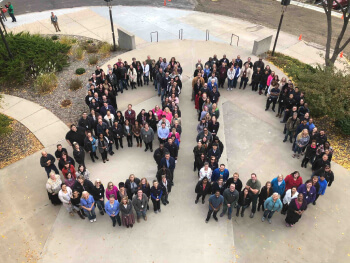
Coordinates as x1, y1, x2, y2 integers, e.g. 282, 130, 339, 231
50, 12, 61, 32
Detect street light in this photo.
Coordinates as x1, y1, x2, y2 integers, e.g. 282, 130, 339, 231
104, 0, 117, 51
271, 0, 290, 56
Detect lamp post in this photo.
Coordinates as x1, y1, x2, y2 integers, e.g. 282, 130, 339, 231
271, 0, 290, 56
105, 0, 117, 51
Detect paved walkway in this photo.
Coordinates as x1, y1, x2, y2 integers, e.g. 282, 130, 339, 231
4, 6, 347, 68
0, 94, 68, 148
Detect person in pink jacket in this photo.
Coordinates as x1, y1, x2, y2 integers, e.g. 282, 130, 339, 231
152, 105, 163, 121
106, 182, 119, 200
163, 107, 173, 123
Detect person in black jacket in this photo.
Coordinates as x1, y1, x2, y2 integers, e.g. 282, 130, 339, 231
150, 180, 163, 213
257, 181, 273, 212
78, 112, 92, 131
125, 174, 141, 200
93, 179, 105, 215
156, 166, 173, 183
111, 121, 124, 150
72, 142, 85, 166
164, 138, 178, 161
211, 178, 225, 195
73, 175, 94, 195
84, 131, 99, 162
312, 154, 330, 172
259, 70, 269, 95
225, 172, 243, 192
65, 124, 86, 148
40, 151, 60, 178
58, 152, 75, 171
193, 141, 206, 171
301, 140, 317, 168
236, 188, 252, 217
153, 143, 169, 170
55, 144, 67, 161
251, 68, 262, 91
195, 153, 207, 175
207, 144, 221, 162
195, 178, 212, 204
207, 137, 224, 154
315, 165, 334, 186
139, 178, 151, 210
159, 175, 172, 205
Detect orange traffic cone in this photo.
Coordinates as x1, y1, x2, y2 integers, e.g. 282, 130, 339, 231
298, 34, 302, 41
341, 15, 344, 19
164, 0, 166, 5
340, 52, 343, 58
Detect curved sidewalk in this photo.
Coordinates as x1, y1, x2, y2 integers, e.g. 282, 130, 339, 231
0, 94, 69, 148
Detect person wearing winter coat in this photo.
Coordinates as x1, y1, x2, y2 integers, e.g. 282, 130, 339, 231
220, 183, 239, 219
297, 180, 316, 205
195, 178, 212, 204
281, 186, 298, 215
262, 193, 283, 224
271, 175, 286, 196
301, 140, 317, 168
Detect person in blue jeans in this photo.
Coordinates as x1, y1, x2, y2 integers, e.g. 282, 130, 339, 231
40, 151, 60, 178
105, 194, 121, 227
262, 193, 282, 224
232, 64, 241, 88
80, 191, 96, 223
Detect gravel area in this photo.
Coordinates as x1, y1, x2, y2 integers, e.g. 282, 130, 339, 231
1, 35, 125, 126
0, 118, 43, 169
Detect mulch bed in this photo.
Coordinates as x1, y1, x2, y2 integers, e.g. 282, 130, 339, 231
0, 118, 43, 169
314, 116, 350, 170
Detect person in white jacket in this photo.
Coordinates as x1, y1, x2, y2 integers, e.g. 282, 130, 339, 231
281, 186, 298, 215
239, 63, 253, 89
227, 65, 236, 91
58, 183, 74, 216
199, 162, 213, 182
142, 61, 150, 85
128, 65, 137, 90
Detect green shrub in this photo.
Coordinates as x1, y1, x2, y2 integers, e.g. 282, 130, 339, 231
88, 55, 98, 65
75, 68, 86, 75
69, 78, 83, 91
99, 42, 113, 56
0, 32, 70, 85
0, 113, 12, 136
335, 116, 350, 135
86, 44, 98, 53
74, 47, 84, 60
51, 35, 59, 40
267, 51, 350, 135
34, 73, 58, 94
87, 40, 94, 44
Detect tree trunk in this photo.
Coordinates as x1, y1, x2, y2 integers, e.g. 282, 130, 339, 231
323, 2, 333, 67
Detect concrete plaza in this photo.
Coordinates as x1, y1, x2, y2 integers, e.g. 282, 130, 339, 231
1, 6, 350, 263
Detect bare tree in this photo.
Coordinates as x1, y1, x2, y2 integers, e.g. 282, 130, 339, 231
323, 1, 350, 67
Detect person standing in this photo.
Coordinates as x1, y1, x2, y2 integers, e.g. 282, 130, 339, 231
262, 193, 283, 224
205, 190, 224, 223
105, 194, 121, 227
271, 174, 286, 196
120, 196, 135, 228
141, 123, 154, 152
80, 191, 97, 223
58, 183, 74, 216
160, 175, 171, 206
236, 188, 252, 217
225, 172, 243, 192
150, 180, 163, 214
220, 184, 239, 220
281, 186, 298, 215
160, 153, 176, 184
72, 142, 85, 166
46, 172, 62, 205
297, 180, 316, 205
125, 174, 140, 200
132, 189, 148, 222
153, 143, 169, 170
257, 181, 272, 212
195, 177, 211, 204
40, 151, 60, 178
93, 179, 105, 215
246, 173, 261, 218
285, 193, 307, 227
50, 12, 60, 32
7, 2, 16, 22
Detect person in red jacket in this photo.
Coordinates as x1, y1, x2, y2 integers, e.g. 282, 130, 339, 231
62, 162, 76, 179
284, 171, 303, 192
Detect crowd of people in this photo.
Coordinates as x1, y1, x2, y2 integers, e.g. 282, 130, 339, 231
191, 55, 335, 226
41, 55, 183, 227
40, 53, 336, 229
